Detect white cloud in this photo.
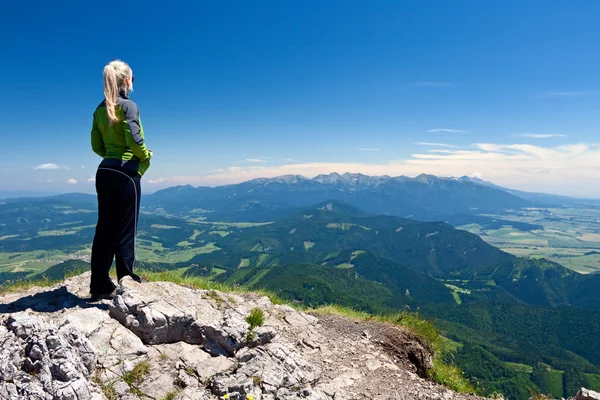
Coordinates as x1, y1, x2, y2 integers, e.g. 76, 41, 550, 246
87, 177, 95, 183
409, 82, 453, 87
358, 148, 380, 152
517, 133, 567, 139
147, 142, 600, 197
427, 129, 468, 133
415, 142, 459, 148
67, 179, 78, 184
34, 163, 70, 171
148, 178, 168, 184
246, 159, 266, 163
35, 163, 59, 170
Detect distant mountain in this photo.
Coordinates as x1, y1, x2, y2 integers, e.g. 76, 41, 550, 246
458, 176, 600, 207
144, 172, 530, 221
0, 190, 61, 199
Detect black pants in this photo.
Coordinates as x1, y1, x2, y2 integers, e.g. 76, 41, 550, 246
90, 166, 141, 294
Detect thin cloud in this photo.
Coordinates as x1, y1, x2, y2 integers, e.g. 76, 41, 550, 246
35, 163, 59, 170
427, 129, 468, 133
284, 158, 301, 163
67, 179, 78, 184
415, 142, 459, 148
358, 148, 380, 152
246, 158, 267, 163
409, 81, 453, 87
148, 178, 168, 184
34, 163, 70, 171
539, 91, 596, 98
87, 177, 95, 183
517, 133, 567, 139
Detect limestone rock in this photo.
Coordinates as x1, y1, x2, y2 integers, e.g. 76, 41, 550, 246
0, 272, 493, 400
0, 312, 103, 400
576, 388, 600, 400
109, 277, 252, 356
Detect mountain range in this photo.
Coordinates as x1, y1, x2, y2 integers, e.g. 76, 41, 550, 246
144, 173, 534, 221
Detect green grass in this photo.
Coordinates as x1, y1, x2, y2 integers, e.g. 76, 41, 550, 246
37, 225, 94, 236
505, 362, 533, 373
256, 254, 270, 267
450, 291, 462, 305
545, 370, 564, 398
150, 224, 181, 229
585, 373, 600, 392
209, 230, 230, 237
122, 360, 151, 387
326, 223, 371, 231
0, 264, 89, 295
246, 307, 265, 329
239, 258, 251, 268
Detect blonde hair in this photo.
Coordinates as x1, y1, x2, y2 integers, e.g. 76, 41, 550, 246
103, 60, 133, 124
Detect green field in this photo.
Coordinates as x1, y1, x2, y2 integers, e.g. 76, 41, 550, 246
136, 242, 220, 263
460, 207, 600, 273
0, 249, 89, 277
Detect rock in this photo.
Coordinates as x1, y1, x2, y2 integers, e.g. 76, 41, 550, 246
576, 388, 600, 400
231, 342, 319, 395
284, 312, 316, 327
0, 312, 102, 400
365, 358, 382, 371
174, 389, 211, 400
139, 373, 177, 399
109, 277, 251, 356
194, 355, 236, 381
0, 272, 492, 400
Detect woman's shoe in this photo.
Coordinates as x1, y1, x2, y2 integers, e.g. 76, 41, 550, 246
89, 289, 116, 302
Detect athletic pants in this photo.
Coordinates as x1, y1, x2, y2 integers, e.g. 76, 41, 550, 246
90, 166, 141, 294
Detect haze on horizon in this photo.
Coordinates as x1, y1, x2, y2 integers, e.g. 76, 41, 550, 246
1, 1, 600, 197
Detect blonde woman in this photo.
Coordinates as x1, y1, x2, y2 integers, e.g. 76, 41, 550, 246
89, 60, 152, 301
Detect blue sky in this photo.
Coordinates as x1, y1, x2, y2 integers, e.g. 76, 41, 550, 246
1, 1, 600, 196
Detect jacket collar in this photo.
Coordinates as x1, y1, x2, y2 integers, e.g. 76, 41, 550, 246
118, 90, 129, 99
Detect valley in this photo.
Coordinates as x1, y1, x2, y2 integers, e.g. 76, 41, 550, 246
459, 207, 600, 274
2, 174, 600, 399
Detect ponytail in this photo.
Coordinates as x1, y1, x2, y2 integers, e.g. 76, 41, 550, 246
102, 60, 133, 125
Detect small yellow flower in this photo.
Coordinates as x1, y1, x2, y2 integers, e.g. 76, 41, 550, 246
248, 396, 254, 400
222, 395, 229, 400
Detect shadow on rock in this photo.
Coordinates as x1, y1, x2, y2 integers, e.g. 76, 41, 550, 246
0, 286, 108, 314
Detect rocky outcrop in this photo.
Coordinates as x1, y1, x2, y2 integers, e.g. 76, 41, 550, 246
0, 272, 489, 399
0, 312, 103, 399
575, 388, 600, 400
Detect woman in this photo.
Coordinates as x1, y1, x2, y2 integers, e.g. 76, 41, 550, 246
89, 60, 152, 301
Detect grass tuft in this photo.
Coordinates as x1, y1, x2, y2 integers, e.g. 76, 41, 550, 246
91, 374, 118, 400
122, 360, 151, 387
245, 307, 265, 329
161, 391, 180, 400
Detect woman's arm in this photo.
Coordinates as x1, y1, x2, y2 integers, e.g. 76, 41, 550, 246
91, 114, 106, 157
121, 100, 151, 162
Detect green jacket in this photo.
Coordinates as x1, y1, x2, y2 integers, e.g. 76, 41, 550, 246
91, 92, 151, 176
